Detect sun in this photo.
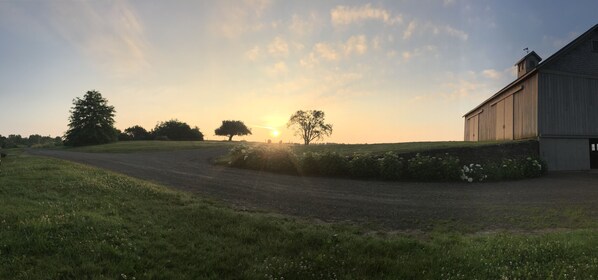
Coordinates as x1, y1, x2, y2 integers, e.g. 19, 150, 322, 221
270, 130, 280, 137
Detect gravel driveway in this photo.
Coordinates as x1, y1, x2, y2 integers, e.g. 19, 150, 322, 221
30, 148, 598, 231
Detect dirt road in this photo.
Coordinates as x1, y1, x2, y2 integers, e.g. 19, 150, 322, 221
30, 148, 598, 231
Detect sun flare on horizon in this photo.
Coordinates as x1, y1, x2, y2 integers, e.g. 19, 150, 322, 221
270, 130, 280, 138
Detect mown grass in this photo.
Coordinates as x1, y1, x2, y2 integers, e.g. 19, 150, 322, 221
51, 140, 238, 153
3, 153, 598, 278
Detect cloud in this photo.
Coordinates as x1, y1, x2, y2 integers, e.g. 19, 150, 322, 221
481, 69, 502, 80
331, 4, 401, 26
267, 61, 288, 76
214, 0, 272, 38
403, 21, 417, 39
403, 21, 468, 41
401, 45, 438, 61
343, 35, 368, 55
288, 12, 319, 35
245, 46, 260, 61
314, 43, 340, 61
300, 52, 319, 68
43, 1, 150, 77
437, 25, 468, 41
267, 37, 289, 57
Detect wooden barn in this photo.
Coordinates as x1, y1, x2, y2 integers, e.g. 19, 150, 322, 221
463, 24, 598, 170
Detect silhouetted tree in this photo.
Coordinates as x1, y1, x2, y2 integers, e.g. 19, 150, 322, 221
287, 110, 333, 145
215, 120, 252, 141
64, 90, 117, 146
152, 120, 204, 141
124, 125, 150, 140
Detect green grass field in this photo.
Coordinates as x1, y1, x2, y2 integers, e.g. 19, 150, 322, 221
2, 151, 598, 278
55, 140, 238, 153
290, 140, 517, 155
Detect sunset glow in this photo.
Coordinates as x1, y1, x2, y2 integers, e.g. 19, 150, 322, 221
0, 1, 596, 143
271, 130, 280, 138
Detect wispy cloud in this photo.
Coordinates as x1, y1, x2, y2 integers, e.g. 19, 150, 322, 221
331, 4, 401, 26
343, 35, 368, 55
245, 46, 261, 61
45, 1, 150, 77
214, 0, 272, 38
314, 42, 340, 61
403, 20, 468, 41
288, 12, 319, 35
481, 69, 502, 80
267, 61, 288, 76
403, 21, 417, 39
267, 37, 289, 57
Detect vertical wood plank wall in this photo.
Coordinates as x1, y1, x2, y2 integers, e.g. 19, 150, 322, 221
464, 74, 538, 141
539, 72, 598, 136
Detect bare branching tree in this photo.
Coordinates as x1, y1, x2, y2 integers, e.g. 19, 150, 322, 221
287, 110, 333, 145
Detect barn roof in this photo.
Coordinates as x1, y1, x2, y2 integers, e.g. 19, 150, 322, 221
463, 23, 598, 117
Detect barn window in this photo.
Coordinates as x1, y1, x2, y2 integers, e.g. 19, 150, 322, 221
593, 41, 598, 52
593, 144, 596, 151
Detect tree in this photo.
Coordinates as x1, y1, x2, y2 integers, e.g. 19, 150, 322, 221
64, 90, 117, 146
214, 120, 252, 141
287, 110, 333, 145
152, 119, 204, 141
124, 125, 150, 140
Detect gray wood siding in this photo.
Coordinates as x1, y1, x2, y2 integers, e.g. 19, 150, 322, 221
544, 30, 598, 76
464, 73, 538, 141
538, 72, 598, 136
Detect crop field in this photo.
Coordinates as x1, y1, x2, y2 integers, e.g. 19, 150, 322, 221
1, 149, 598, 278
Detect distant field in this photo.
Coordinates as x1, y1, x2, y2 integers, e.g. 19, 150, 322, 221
56, 140, 238, 153
290, 140, 519, 155
2, 152, 598, 278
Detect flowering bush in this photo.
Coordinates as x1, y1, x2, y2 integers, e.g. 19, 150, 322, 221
460, 163, 488, 183
298, 152, 349, 176
379, 152, 406, 180
349, 154, 381, 178
227, 145, 545, 182
487, 157, 545, 180
407, 153, 461, 181
228, 144, 297, 174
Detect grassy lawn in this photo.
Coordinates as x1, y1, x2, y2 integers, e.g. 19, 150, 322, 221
52, 140, 239, 153
2, 152, 598, 278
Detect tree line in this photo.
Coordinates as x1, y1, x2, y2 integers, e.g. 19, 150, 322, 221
62, 90, 334, 147
0, 134, 62, 149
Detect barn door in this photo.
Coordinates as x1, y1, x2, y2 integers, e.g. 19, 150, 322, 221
495, 101, 505, 140
469, 115, 479, 141
494, 96, 514, 140
591, 139, 598, 169
504, 95, 514, 140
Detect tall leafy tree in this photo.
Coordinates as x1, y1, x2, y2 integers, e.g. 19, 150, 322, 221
214, 120, 252, 141
152, 119, 204, 141
64, 90, 117, 146
287, 110, 333, 145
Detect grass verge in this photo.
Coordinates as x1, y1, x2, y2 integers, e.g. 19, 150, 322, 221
2, 154, 598, 279
49, 140, 238, 153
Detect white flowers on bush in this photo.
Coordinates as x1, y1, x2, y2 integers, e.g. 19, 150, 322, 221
460, 163, 488, 183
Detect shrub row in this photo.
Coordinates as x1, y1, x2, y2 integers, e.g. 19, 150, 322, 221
227, 145, 545, 182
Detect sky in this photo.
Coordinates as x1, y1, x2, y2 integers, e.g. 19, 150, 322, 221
1, 0, 597, 143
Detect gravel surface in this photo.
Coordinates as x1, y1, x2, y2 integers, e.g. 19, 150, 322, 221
30, 148, 598, 231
